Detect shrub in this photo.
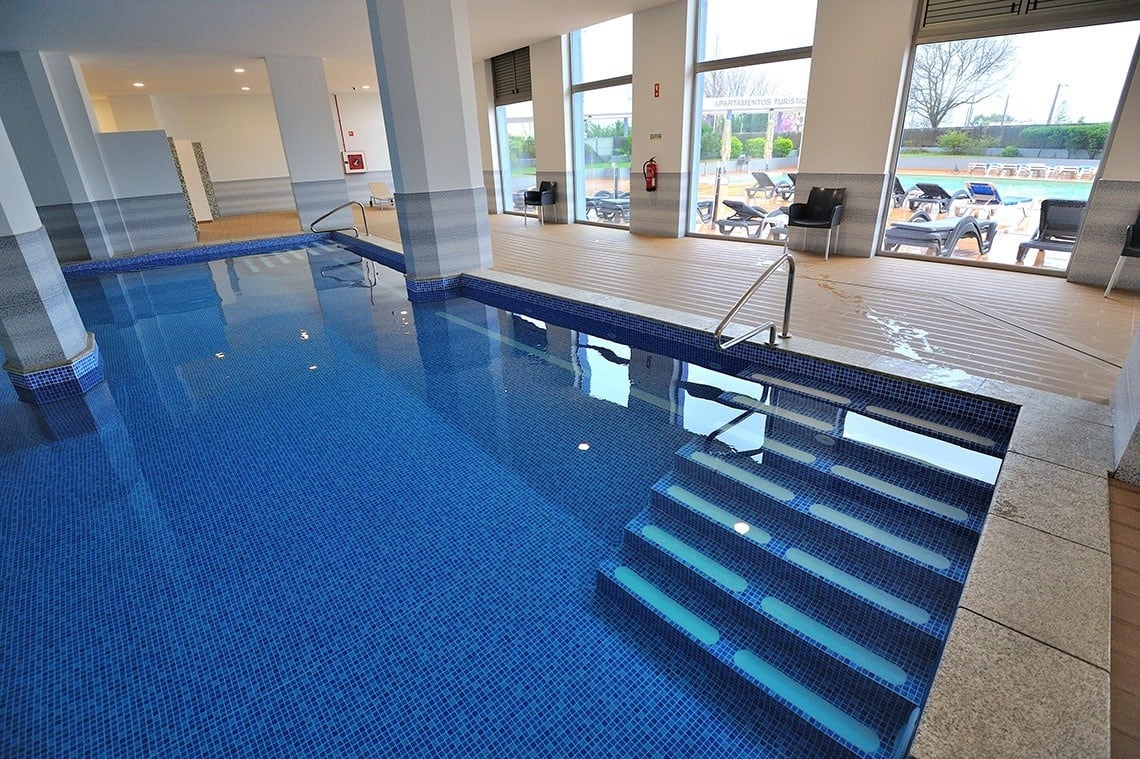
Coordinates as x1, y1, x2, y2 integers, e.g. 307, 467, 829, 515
772, 136, 794, 158
731, 135, 744, 158
936, 130, 973, 155
1000, 145, 1020, 157
744, 136, 766, 158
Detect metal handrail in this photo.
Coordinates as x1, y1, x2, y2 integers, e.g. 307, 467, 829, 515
714, 253, 795, 350
310, 201, 369, 237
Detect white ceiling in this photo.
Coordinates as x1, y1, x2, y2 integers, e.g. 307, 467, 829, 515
0, 0, 671, 98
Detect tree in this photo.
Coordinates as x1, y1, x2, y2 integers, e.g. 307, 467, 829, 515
907, 38, 1018, 129
702, 68, 772, 98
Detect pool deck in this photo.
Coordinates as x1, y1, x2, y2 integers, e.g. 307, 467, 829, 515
200, 208, 1136, 756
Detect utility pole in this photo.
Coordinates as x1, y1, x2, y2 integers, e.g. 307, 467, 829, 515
1046, 82, 1066, 125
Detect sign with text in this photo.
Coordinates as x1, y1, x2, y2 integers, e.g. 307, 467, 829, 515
704, 96, 806, 112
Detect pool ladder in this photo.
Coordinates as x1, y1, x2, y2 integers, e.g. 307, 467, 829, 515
714, 252, 794, 349
310, 201, 370, 237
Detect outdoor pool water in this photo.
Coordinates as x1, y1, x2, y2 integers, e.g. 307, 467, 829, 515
1, 239, 1018, 757
895, 172, 1092, 202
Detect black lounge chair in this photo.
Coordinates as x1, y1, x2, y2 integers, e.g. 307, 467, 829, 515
695, 200, 713, 223
908, 182, 966, 214
715, 200, 787, 239
786, 187, 845, 259
891, 178, 913, 208
1016, 199, 1086, 264
883, 212, 997, 257
745, 171, 794, 202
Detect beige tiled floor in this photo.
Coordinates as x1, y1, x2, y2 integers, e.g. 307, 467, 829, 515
199, 206, 1136, 752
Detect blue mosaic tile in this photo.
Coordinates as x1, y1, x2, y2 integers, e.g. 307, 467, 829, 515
2, 236, 1019, 758
7, 338, 104, 403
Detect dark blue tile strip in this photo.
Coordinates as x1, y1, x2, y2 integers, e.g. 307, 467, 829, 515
7, 339, 104, 403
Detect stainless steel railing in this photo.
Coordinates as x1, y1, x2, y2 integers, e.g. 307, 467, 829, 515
714, 253, 795, 350
310, 201, 369, 237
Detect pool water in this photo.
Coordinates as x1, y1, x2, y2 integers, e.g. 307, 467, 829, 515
895, 173, 1092, 202
1, 240, 1017, 757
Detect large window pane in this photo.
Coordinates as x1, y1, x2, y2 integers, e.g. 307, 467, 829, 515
574, 85, 633, 225
689, 58, 810, 238
885, 22, 1139, 273
573, 15, 632, 83
699, 0, 816, 61
497, 101, 535, 213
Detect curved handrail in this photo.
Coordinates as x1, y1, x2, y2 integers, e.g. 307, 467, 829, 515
714, 253, 795, 350
310, 200, 369, 237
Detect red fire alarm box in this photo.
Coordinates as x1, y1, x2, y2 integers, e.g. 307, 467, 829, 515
342, 151, 367, 173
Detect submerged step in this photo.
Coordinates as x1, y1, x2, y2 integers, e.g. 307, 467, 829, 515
830, 465, 969, 524
733, 649, 882, 755
785, 548, 932, 626
640, 525, 747, 593
612, 565, 720, 646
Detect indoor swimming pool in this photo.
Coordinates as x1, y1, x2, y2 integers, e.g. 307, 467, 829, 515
1, 238, 1019, 757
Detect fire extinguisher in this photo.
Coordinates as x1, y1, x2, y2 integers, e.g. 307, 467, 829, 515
643, 156, 658, 192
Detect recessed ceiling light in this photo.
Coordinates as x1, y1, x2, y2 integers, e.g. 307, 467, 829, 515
362, 85, 371, 90
132, 82, 144, 88
241, 86, 251, 91
233, 67, 246, 73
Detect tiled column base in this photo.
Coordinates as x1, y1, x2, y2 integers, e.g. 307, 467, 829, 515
6, 333, 104, 404
784, 172, 884, 258
396, 186, 492, 280
1066, 179, 1140, 290
630, 171, 688, 238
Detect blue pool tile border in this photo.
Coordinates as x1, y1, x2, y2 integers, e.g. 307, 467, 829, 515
61, 234, 325, 278
6, 336, 104, 404
460, 276, 1020, 434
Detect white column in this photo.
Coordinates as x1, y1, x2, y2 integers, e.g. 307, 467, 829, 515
631, 0, 698, 237
530, 36, 573, 225
1066, 43, 1140, 290
0, 110, 102, 403
0, 51, 125, 259
365, 0, 492, 286
265, 56, 351, 230
793, 0, 917, 257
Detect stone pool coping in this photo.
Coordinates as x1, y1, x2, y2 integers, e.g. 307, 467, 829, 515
464, 267, 1113, 759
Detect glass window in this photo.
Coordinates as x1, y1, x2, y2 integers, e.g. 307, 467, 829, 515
699, 0, 817, 61
573, 15, 633, 83
690, 58, 811, 238
885, 21, 1139, 273
496, 100, 535, 214
571, 15, 634, 226
574, 85, 633, 225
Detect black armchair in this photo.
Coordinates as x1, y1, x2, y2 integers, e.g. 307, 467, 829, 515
786, 187, 846, 260
1104, 209, 1140, 298
523, 181, 557, 225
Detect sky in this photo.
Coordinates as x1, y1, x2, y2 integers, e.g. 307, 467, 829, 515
973, 22, 1140, 126
566, 9, 1138, 127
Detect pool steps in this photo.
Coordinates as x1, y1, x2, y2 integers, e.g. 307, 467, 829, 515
596, 362, 1006, 758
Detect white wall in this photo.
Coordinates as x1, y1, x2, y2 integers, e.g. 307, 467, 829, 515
531, 36, 571, 174
1103, 49, 1140, 181
331, 91, 391, 172
153, 94, 288, 181
90, 97, 116, 132
799, 0, 917, 174
98, 130, 181, 197
632, 0, 694, 174
107, 94, 159, 131
0, 113, 42, 236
